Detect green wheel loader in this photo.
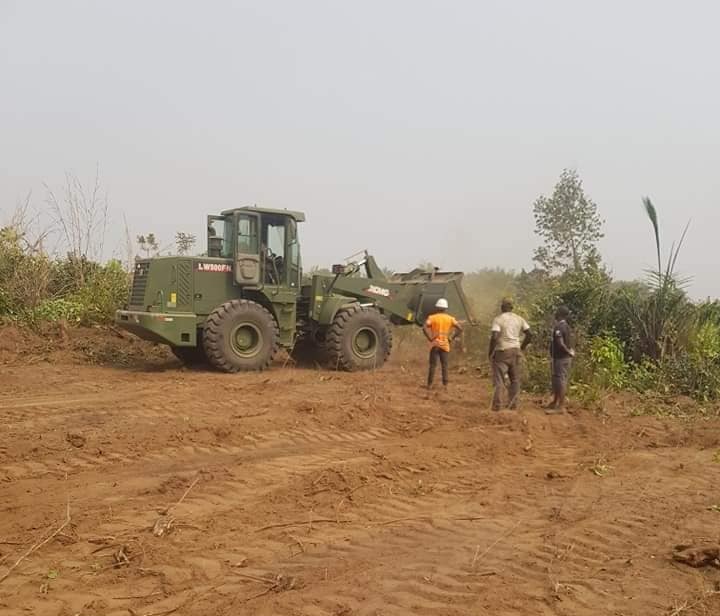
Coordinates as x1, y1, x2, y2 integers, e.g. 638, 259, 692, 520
116, 207, 474, 372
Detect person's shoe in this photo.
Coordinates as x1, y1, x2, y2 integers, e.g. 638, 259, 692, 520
545, 407, 565, 415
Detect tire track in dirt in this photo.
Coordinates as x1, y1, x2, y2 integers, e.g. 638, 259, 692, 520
4, 406, 577, 616
0, 372, 311, 426
238, 462, 558, 614
114, 434, 491, 581
120, 425, 519, 616
255, 515, 546, 615
0, 390, 176, 430
523, 449, 720, 615
225, 432, 692, 616
267, 421, 580, 615
512, 423, 664, 613
0, 443, 389, 612
0, 409, 397, 480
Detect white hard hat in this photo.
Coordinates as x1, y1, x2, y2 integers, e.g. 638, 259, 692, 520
435, 298, 449, 309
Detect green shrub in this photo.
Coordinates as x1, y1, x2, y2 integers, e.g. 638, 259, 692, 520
589, 334, 627, 389
688, 321, 720, 362
568, 380, 605, 410
0, 227, 52, 315
71, 260, 129, 324
626, 359, 661, 393
29, 298, 84, 323
4, 255, 129, 326
661, 353, 720, 402
522, 351, 550, 394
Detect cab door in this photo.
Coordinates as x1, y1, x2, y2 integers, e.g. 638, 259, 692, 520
234, 212, 261, 286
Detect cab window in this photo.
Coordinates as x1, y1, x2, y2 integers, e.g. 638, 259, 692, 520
262, 217, 286, 285
208, 218, 232, 258
266, 222, 285, 257
237, 215, 259, 254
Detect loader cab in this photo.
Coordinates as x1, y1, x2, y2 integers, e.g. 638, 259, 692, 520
209, 207, 304, 291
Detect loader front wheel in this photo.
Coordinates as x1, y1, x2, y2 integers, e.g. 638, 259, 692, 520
203, 300, 279, 372
327, 305, 392, 371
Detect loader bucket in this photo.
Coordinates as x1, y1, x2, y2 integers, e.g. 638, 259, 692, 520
389, 271, 476, 325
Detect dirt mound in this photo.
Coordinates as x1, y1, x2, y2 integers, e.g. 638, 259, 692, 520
0, 324, 47, 363
66, 326, 171, 367
0, 324, 25, 352
0, 323, 172, 367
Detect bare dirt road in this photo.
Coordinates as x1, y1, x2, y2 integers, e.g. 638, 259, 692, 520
1, 333, 719, 615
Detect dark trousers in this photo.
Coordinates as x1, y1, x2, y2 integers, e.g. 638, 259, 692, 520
492, 348, 521, 410
552, 357, 573, 392
428, 347, 449, 386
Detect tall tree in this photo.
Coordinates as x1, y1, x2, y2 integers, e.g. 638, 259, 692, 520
532, 169, 604, 272
137, 233, 159, 258
175, 232, 197, 256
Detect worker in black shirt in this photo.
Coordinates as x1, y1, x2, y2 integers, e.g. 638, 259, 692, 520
546, 305, 575, 414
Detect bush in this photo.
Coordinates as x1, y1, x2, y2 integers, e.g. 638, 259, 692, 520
661, 353, 720, 402
522, 351, 549, 394
626, 359, 661, 393
589, 334, 627, 389
71, 260, 129, 324
688, 321, 720, 362
0, 227, 52, 315
29, 298, 84, 324
0, 227, 129, 326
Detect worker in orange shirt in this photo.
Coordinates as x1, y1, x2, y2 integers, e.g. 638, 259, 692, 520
423, 298, 464, 389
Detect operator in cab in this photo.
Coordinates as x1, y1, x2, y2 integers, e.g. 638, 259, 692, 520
423, 298, 464, 391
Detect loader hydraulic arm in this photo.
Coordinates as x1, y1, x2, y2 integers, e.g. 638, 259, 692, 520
317, 253, 475, 327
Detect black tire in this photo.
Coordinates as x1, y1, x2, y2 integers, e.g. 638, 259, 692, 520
327, 305, 392, 371
203, 300, 279, 372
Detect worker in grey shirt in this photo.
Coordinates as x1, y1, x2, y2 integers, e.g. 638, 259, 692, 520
489, 298, 532, 410
546, 305, 575, 414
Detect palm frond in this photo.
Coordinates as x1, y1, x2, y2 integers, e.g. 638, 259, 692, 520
632, 198, 693, 361
669, 220, 691, 275
642, 197, 661, 275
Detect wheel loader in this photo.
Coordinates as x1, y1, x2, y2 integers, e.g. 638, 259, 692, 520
115, 206, 475, 372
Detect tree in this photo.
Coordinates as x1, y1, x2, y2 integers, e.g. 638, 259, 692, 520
45, 167, 109, 287
532, 169, 604, 272
623, 198, 692, 360
137, 233, 159, 258
175, 232, 196, 256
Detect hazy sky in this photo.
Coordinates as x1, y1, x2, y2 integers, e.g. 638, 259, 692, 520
1, 1, 718, 297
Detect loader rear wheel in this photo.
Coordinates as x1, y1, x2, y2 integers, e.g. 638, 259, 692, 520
203, 300, 279, 372
327, 305, 392, 371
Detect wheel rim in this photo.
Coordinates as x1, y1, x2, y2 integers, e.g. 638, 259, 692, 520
230, 323, 263, 358
352, 327, 378, 359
